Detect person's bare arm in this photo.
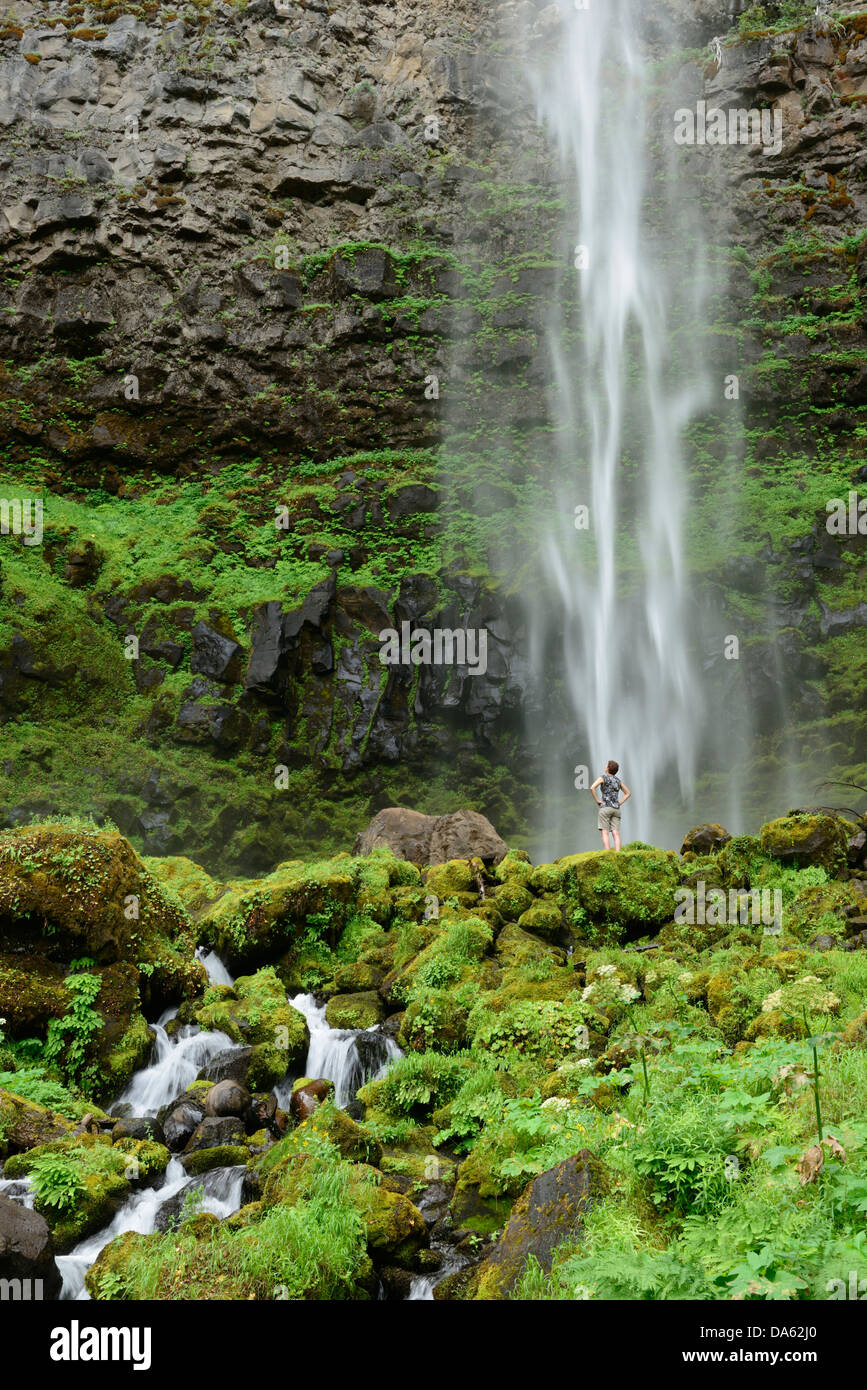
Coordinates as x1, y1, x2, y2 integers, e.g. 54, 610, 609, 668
590, 777, 602, 805
619, 782, 631, 805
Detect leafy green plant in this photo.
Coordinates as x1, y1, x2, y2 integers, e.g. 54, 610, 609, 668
29, 1154, 84, 1214
44, 970, 104, 1091
497, 1094, 591, 1180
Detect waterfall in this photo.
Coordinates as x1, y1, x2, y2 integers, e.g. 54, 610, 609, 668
196, 947, 235, 987
523, 0, 714, 854
275, 993, 401, 1110
114, 1012, 236, 1118
57, 1161, 245, 1301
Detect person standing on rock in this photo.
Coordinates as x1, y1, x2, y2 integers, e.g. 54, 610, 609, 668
591, 760, 631, 851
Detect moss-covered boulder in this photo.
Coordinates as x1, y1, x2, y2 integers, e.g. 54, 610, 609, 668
492, 881, 534, 921
760, 813, 850, 873
182, 1144, 250, 1176
5, 1135, 133, 1252
494, 849, 534, 887
293, 1102, 382, 1167
141, 855, 225, 918
332, 962, 384, 993
248, 1042, 291, 1091
0, 1089, 74, 1157
398, 992, 469, 1053
192, 968, 308, 1066
0, 825, 202, 1006
0, 955, 70, 1036
85, 1230, 147, 1300
325, 991, 384, 1030
495, 923, 565, 969
424, 860, 476, 898
471, 1150, 606, 1299
517, 900, 562, 941
681, 824, 731, 856
539, 850, 680, 938
353, 1174, 428, 1266
199, 858, 356, 970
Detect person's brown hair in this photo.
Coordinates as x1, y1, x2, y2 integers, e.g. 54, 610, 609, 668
606, 760, 619, 774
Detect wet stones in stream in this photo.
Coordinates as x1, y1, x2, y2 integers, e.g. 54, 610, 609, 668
161, 1099, 206, 1151
111, 1117, 165, 1146
204, 1080, 249, 1118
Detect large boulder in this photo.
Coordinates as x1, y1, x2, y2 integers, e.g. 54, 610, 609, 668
192, 968, 308, 1068
472, 1151, 605, 1299
353, 808, 508, 867
0, 1195, 63, 1300
428, 811, 509, 866
199, 867, 356, 971
203, 1080, 250, 1119
0, 1090, 74, 1157
0, 829, 203, 1085
681, 823, 731, 856
531, 849, 680, 939
760, 812, 851, 872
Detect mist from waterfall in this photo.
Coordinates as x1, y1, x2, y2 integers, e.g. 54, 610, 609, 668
518, 0, 726, 856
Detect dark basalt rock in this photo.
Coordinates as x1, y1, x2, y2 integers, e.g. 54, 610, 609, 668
190, 622, 243, 684
470, 1150, 605, 1298
0, 1195, 63, 1301
183, 1116, 245, 1153
111, 1117, 165, 1146
199, 1047, 254, 1087
162, 1100, 206, 1152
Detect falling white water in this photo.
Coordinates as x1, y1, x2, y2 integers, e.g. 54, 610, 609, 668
0, 1175, 34, 1209
114, 1010, 235, 1118
525, 0, 713, 853
276, 993, 401, 1111
196, 947, 235, 987
57, 1161, 245, 1301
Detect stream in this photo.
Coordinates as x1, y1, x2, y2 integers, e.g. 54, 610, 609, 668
0, 950, 459, 1300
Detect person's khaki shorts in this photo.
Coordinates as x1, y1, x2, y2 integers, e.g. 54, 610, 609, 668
598, 805, 621, 832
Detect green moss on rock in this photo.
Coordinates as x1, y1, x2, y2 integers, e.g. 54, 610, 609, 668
760, 813, 849, 872
325, 991, 384, 1029
517, 900, 562, 941
182, 1143, 250, 1175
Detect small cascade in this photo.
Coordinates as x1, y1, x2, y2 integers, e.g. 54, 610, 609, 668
406, 1183, 472, 1301
114, 1010, 235, 1118
407, 1241, 470, 1302
0, 1175, 34, 1209
196, 947, 235, 987
57, 1160, 245, 1301
277, 993, 401, 1110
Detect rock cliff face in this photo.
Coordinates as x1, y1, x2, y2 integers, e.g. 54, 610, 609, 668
0, 0, 864, 868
